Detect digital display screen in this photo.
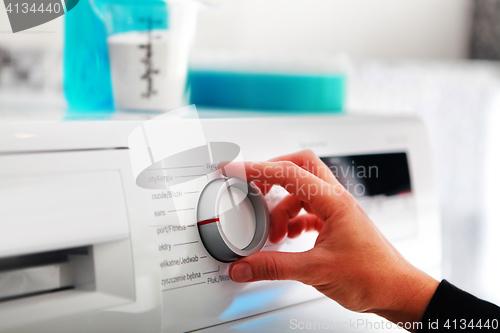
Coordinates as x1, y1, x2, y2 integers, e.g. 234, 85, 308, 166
320, 152, 411, 197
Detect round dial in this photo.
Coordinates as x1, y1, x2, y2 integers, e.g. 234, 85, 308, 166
196, 177, 270, 262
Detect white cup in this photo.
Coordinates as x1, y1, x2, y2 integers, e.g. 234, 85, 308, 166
93, 0, 199, 111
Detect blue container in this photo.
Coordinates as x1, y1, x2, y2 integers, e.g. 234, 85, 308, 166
189, 70, 346, 113
63, 0, 168, 111
63, 0, 114, 110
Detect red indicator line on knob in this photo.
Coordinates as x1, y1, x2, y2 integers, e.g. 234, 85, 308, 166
197, 217, 219, 226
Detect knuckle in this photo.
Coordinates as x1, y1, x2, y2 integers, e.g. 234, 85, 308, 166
301, 149, 316, 159
335, 195, 360, 220
307, 251, 334, 285
260, 256, 282, 281
278, 160, 296, 169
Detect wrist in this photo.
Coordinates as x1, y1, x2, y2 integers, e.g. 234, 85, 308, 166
370, 264, 439, 332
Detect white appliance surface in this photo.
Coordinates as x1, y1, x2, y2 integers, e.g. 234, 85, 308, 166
0, 109, 441, 332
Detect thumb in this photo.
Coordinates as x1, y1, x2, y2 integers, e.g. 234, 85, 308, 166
229, 250, 316, 284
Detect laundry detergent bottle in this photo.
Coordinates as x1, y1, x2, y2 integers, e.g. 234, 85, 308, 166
63, 0, 114, 111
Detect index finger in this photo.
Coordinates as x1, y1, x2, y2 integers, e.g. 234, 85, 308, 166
269, 149, 339, 186
220, 160, 352, 222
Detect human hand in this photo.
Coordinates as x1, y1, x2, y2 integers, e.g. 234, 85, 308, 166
220, 150, 439, 331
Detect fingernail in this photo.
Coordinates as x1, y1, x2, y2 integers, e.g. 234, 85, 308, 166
231, 263, 253, 282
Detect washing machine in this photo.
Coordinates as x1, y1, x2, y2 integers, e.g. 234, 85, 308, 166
0, 107, 441, 332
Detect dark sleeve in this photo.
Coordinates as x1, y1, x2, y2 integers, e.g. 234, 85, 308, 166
418, 279, 500, 332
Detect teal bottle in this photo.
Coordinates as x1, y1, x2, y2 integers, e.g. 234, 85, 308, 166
63, 0, 114, 110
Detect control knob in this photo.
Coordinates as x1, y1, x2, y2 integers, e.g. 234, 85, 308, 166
197, 177, 270, 262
